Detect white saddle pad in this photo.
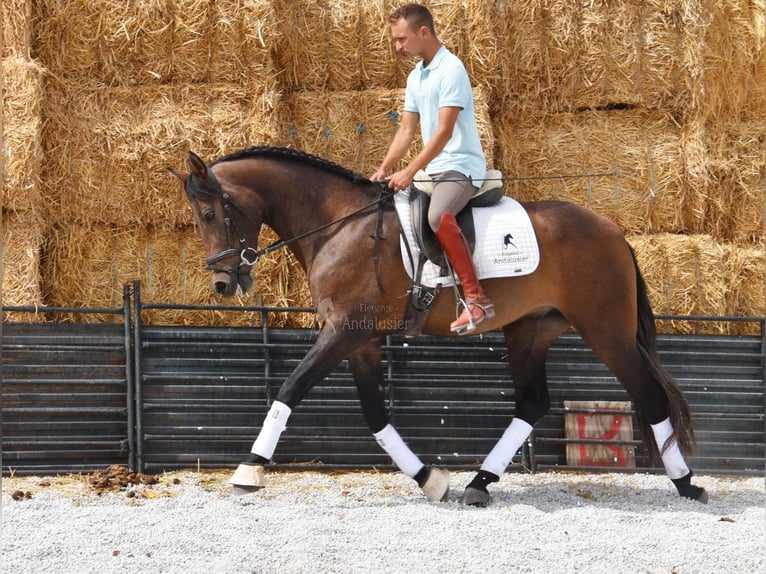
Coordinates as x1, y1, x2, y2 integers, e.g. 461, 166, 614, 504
394, 190, 540, 288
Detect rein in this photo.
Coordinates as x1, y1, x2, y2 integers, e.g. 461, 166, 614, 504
207, 186, 396, 273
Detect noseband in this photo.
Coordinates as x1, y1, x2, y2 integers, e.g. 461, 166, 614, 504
205, 192, 258, 280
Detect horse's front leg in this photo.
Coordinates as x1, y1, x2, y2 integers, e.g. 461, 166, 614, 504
229, 325, 362, 494
348, 339, 449, 502
460, 317, 564, 507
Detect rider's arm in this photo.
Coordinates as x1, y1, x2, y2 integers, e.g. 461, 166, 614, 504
383, 106, 460, 191
371, 111, 419, 181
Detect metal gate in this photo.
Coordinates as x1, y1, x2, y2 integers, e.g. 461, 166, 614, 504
3, 284, 764, 476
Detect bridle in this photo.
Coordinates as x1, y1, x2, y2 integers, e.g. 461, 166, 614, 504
204, 185, 397, 284
204, 192, 259, 280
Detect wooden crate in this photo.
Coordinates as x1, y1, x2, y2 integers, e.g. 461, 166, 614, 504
564, 401, 636, 468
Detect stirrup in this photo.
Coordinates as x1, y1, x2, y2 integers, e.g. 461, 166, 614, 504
450, 298, 495, 334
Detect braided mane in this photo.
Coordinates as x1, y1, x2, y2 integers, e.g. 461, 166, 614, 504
215, 146, 370, 184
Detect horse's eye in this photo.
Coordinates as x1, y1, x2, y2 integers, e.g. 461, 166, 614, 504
202, 210, 215, 223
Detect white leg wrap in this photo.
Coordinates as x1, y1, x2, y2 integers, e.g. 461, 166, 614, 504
651, 417, 690, 480
250, 401, 292, 460
480, 418, 534, 477
374, 424, 424, 477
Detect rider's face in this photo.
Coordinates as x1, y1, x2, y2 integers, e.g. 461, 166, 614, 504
390, 19, 425, 59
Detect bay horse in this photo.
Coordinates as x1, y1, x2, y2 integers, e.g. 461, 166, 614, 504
173, 146, 708, 506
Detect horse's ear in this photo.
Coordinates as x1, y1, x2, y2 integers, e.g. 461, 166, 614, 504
167, 167, 188, 183
188, 151, 208, 179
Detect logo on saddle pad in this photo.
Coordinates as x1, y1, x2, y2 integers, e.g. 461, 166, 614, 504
503, 233, 516, 250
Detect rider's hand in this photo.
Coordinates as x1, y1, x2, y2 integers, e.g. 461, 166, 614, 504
385, 169, 415, 192
371, 168, 389, 182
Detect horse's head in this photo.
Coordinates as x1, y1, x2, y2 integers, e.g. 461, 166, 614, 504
171, 151, 259, 297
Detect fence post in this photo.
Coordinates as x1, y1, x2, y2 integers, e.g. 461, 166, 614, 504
124, 283, 136, 471
259, 296, 273, 406
132, 280, 145, 472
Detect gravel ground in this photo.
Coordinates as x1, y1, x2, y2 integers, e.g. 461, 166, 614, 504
2, 468, 764, 574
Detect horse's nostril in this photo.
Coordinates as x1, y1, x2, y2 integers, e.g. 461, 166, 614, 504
213, 281, 228, 295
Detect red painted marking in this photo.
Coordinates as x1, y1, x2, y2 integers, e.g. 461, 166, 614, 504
576, 413, 628, 466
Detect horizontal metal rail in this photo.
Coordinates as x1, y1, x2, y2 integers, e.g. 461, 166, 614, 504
2, 284, 764, 477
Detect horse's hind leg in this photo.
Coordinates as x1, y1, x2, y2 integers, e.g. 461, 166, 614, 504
584, 336, 708, 502
349, 339, 449, 502
460, 314, 568, 507
573, 295, 708, 503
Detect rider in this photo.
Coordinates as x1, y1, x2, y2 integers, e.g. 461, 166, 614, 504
371, 3, 494, 334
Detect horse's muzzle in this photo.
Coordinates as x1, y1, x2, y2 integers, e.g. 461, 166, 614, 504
212, 267, 253, 297
207, 248, 257, 297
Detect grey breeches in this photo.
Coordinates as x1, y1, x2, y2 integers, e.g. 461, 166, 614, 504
427, 170, 479, 232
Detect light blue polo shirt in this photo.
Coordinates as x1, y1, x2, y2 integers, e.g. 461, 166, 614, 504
403, 45, 486, 183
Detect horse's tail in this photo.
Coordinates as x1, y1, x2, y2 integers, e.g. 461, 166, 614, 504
630, 246, 696, 463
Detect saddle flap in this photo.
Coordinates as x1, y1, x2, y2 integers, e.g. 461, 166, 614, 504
409, 189, 474, 270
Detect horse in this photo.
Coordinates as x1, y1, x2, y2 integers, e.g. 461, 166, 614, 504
172, 145, 708, 506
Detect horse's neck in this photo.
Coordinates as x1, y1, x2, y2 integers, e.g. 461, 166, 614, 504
246, 166, 376, 262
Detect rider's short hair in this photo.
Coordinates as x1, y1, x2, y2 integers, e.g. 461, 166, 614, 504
389, 3, 436, 35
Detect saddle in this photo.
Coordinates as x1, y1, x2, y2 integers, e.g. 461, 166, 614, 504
400, 170, 505, 336
409, 170, 504, 271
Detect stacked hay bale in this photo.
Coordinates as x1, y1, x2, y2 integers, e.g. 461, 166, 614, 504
2, 1, 47, 322
27, 0, 306, 326
490, 0, 765, 334
1, 0, 764, 333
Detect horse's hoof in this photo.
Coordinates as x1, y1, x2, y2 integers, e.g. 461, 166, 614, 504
671, 471, 708, 504
228, 463, 265, 494
682, 486, 708, 504
421, 467, 450, 502
459, 487, 490, 507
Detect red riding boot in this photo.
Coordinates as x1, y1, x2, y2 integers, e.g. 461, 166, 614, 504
435, 212, 495, 334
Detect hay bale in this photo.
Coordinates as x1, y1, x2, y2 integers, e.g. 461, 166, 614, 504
283, 87, 494, 176
2, 212, 46, 322
41, 224, 143, 319
495, 108, 687, 236
2, 0, 32, 57
723, 243, 765, 335
272, 0, 495, 92
183, 0, 281, 85
628, 233, 737, 334
32, 0, 279, 86
490, 0, 707, 116
270, 0, 405, 91
2, 56, 44, 213
42, 223, 316, 327
490, 0, 765, 120
281, 90, 366, 170
700, 0, 766, 122
270, 0, 332, 90
423, 0, 497, 95
40, 82, 281, 228
703, 120, 766, 245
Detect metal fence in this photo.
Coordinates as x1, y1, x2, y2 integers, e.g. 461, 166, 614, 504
2, 282, 764, 476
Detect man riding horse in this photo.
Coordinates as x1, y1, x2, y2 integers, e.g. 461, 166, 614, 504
371, 3, 494, 334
